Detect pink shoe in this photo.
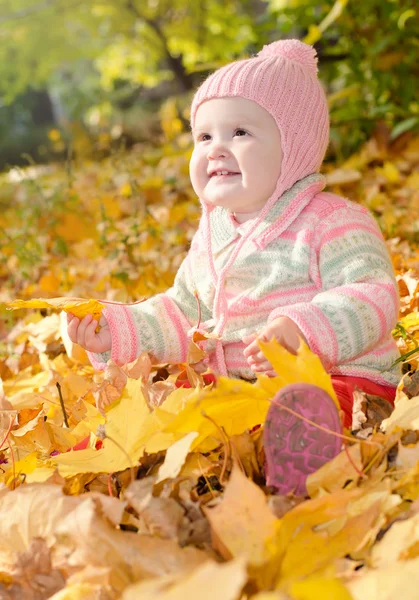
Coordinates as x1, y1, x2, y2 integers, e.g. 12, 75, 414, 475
263, 383, 342, 496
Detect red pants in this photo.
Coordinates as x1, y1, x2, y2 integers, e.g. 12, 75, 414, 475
332, 376, 396, 428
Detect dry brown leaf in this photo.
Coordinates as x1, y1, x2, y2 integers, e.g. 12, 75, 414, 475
203, 463, 280, 585
143, 380, 177, 409
53, 494, 209, 593
124, 478, 185, 539
122, 353, 152, 380
121, 558, 247, 600
92, 361, 127, 414
0, 484, 80, 556
352, 390, 394, 437
5, 538, 65, 598
229, 432, 261, 479
347, 556, 419, 600
306, 444, 364, 497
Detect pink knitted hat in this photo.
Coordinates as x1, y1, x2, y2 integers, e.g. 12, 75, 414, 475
190, 39, 329, 200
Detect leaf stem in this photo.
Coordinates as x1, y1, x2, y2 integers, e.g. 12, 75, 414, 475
56, 382, 69, 428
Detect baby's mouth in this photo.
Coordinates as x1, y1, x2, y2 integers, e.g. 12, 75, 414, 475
209, 171, 241, 179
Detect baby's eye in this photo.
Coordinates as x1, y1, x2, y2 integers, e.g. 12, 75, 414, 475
198, 133, 211, 142
234, 129, 248, 137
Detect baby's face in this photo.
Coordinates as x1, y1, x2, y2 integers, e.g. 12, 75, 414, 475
190, 97, 282, 215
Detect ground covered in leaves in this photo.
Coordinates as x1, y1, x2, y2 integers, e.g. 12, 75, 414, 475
0, 130, 418, 599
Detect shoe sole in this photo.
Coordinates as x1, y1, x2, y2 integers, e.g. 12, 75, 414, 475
263, 383, 342, 496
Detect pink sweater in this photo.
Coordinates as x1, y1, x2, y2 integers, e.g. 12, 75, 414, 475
89, 174, 401, 387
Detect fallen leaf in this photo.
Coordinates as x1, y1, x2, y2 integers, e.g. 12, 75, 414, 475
124, 478, 185, 539
381, 391, 419, 432
306, 444, 364, 497
121, 558, 247, 600
54, 495, 208, 593
53, 378, 150, 476
5, 538, 65, 598
122, 353, 152, 380
0, 483, 80, 556
204, 463, 280, 587
6, 297, 104, 322
289, 575, 353, 600
274, 486, 391, 586
256, 338, 339, 410
162, 377, 271, 449
347, 556, 419, 600
156, 432, 198, 484
93, 361, 127, 414
49, 582, 110, 600
352, 390, 394, 436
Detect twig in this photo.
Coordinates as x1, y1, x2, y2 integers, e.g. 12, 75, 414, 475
0, 416, 15, 451
344, 442, 366, 479
202, 411, 230, 485
108, 473, 114, 497
56, 382, 69, 428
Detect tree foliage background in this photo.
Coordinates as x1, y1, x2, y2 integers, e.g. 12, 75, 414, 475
0, 0, 418, 167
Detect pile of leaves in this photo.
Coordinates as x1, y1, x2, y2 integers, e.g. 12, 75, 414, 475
0, 128, 418, 599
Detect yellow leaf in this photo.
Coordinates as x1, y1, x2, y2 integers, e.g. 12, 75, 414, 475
52, 378, 150, 476
398, 311, 419, 331
156, 431, 199, 484
38, 271, 61, 294
303, 24, 322, 45
25, 465, 57, 483
3, 369, 51, 410
375, 161, 400, 183
204, 464, 280, 588
2, 451, 38, 487
120, 182, 132, 197
290, 576, 352, 600
274, 487, 389, 585
162, 377, 271, 448
49, 583, 106, 600
306, 444, 364, 497
6, 297, 104, 322
256, 338, 339, 409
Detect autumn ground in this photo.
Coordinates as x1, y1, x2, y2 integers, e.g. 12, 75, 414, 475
0, 129, 418, 599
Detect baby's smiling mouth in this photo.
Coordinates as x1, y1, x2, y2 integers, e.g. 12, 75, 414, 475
209, 170, 241, 178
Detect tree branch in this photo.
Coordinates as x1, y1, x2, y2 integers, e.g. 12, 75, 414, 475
124, 0, 194, 92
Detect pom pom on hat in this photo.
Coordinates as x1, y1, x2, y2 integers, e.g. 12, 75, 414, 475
257, 39, 318, 72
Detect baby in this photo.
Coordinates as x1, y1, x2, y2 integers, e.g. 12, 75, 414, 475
67, 40, 401, 495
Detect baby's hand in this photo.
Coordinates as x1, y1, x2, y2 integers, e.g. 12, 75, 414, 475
67, 313, 111, 354
242, 316, 306, 376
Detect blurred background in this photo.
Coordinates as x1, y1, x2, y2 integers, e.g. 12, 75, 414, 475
0, 0, 418, 168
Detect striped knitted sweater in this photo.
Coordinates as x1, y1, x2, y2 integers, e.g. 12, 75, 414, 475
89, 174, 401, 387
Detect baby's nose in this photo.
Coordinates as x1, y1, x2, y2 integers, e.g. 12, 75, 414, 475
207, 141, 230, 160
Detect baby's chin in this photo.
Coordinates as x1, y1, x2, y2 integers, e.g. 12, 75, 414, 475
201, 189, 244, 208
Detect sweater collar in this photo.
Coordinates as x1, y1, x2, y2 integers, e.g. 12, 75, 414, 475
206, 173, 326, 253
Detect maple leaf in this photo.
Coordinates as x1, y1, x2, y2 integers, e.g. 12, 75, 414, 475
5, 297, 104, 322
